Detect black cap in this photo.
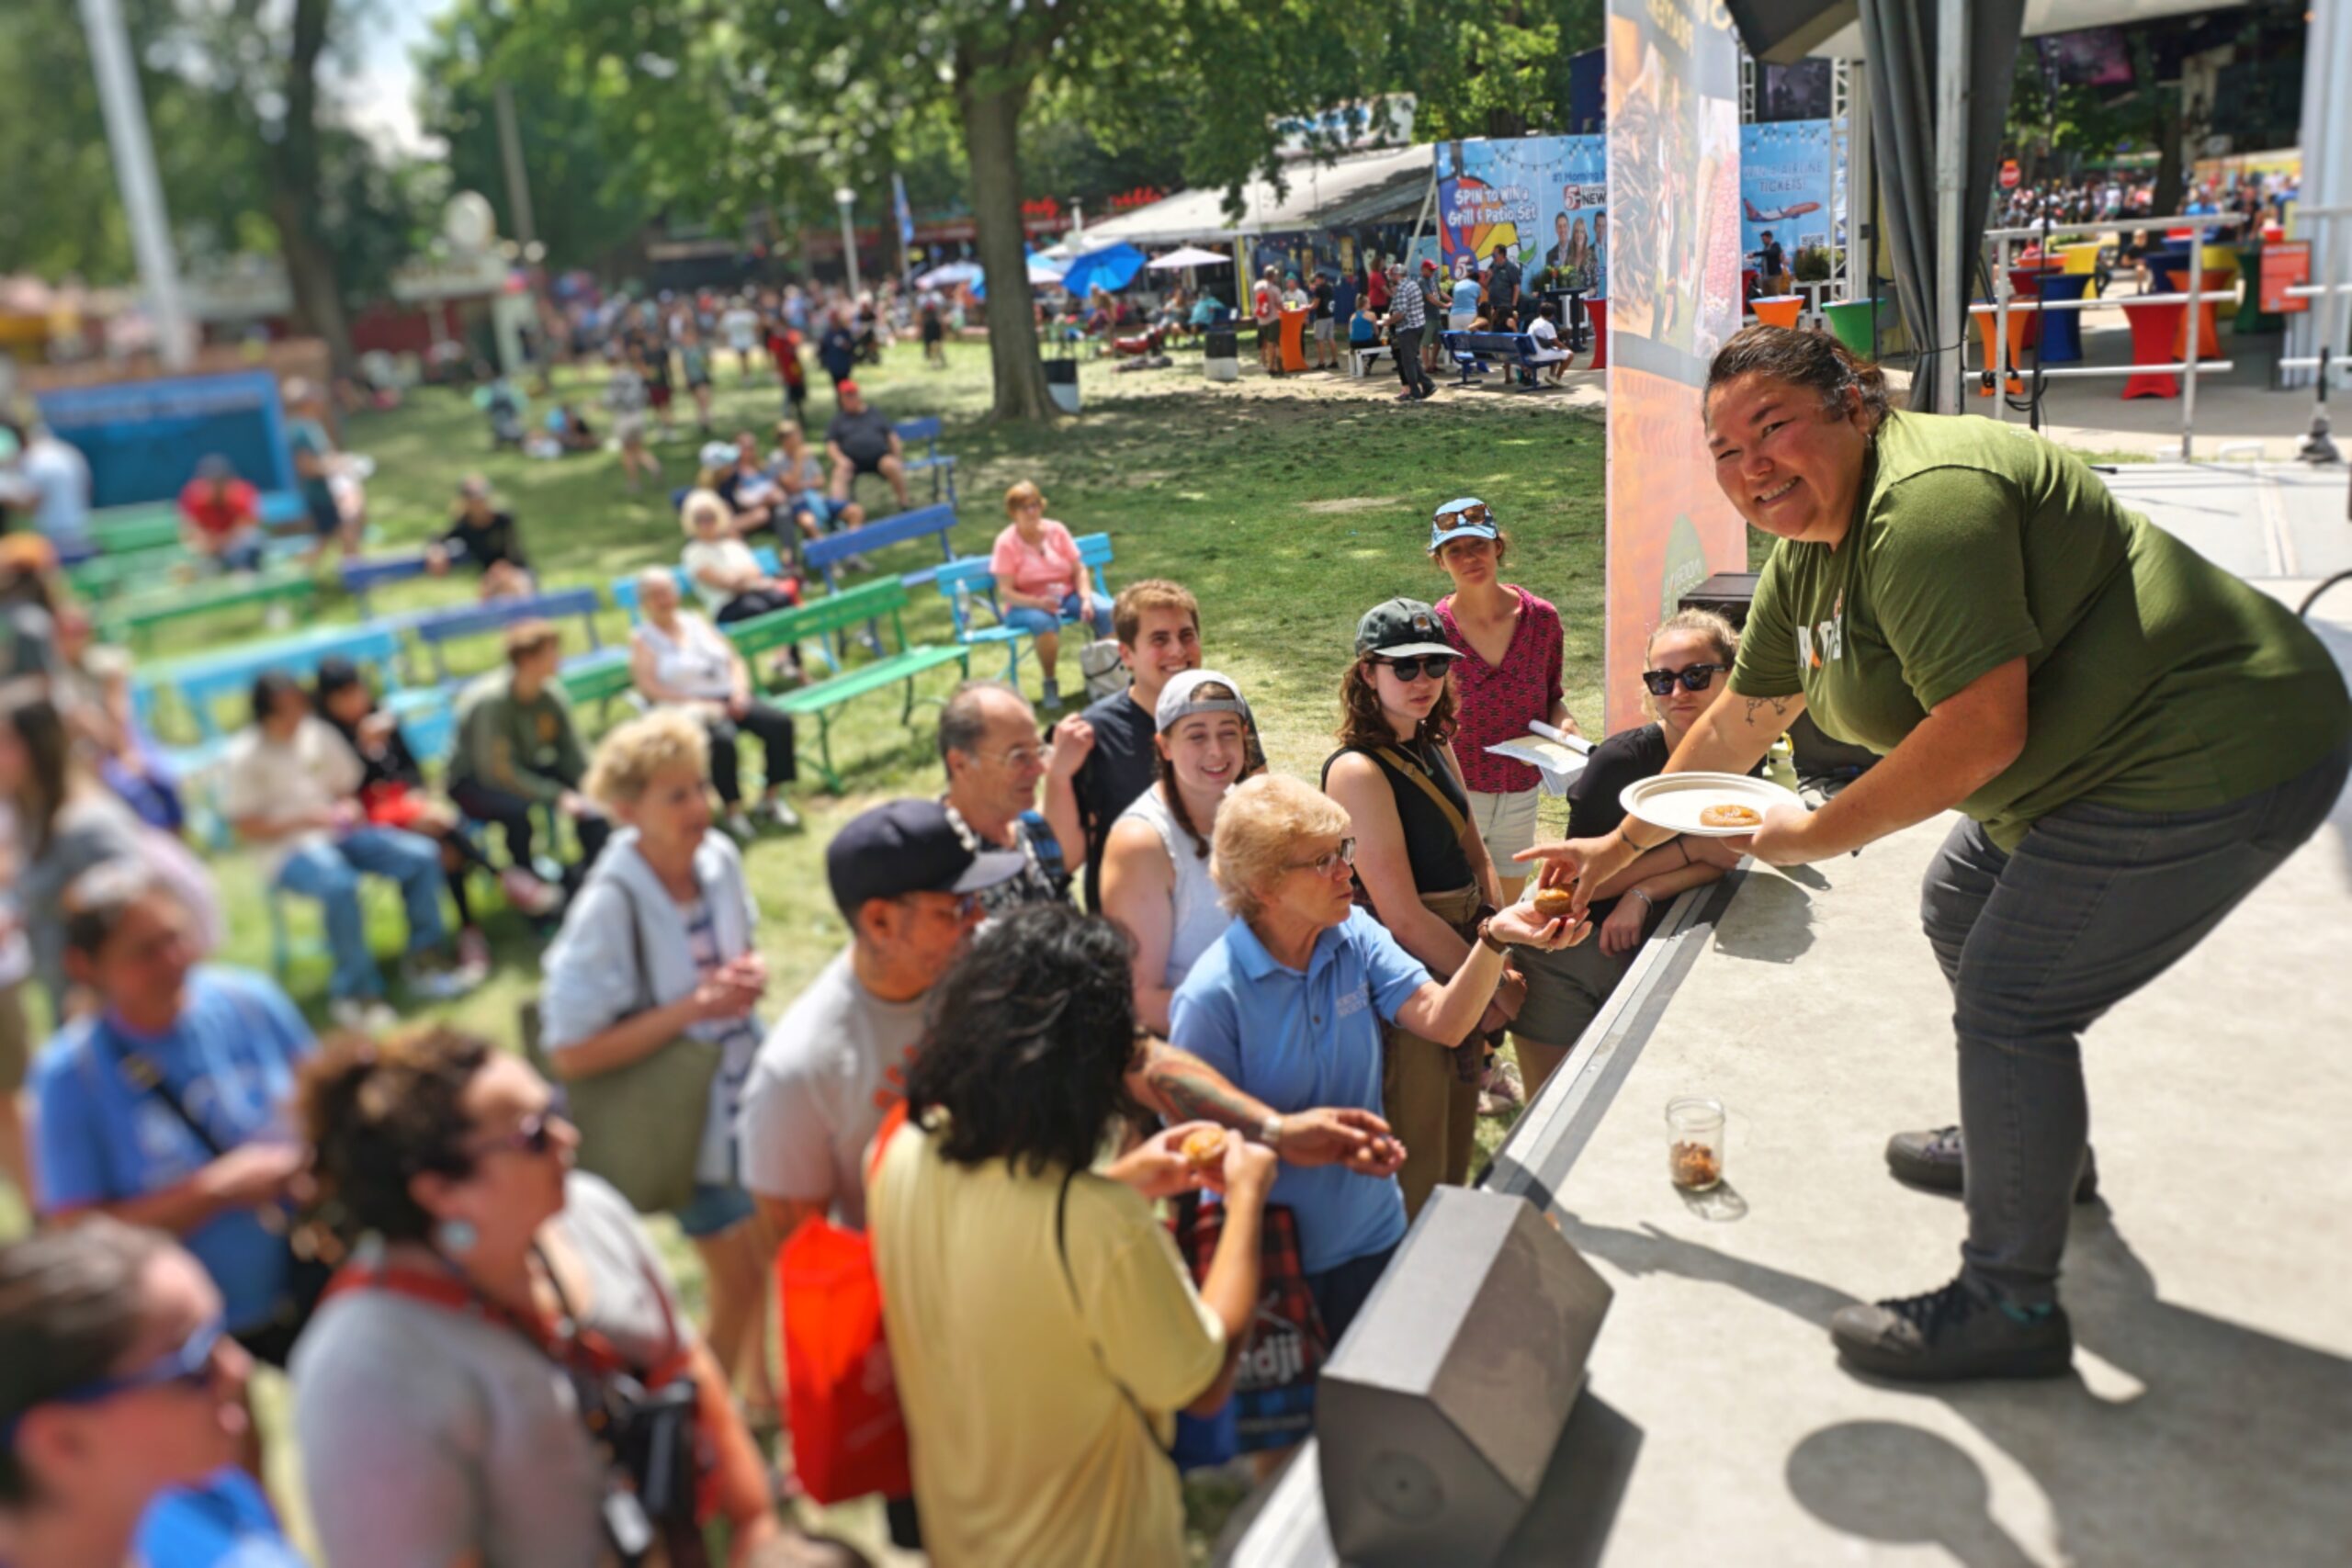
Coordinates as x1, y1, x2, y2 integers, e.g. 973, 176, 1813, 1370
1354, 597, 1457, 660
827, 799, 1027, 919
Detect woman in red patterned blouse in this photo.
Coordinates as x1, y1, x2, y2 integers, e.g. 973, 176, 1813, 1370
1428, 497, 1589, 1104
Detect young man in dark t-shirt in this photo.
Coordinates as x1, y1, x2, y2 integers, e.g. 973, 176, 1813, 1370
1043, 579, 1204, 910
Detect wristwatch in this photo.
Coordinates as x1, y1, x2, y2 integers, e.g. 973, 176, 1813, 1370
1256, 1114, 1286, 1150
1476, 917, 1510, 955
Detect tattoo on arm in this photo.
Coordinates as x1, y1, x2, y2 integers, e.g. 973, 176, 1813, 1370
1742, 695, 1792, 726
1139, 1042, 1272, 1130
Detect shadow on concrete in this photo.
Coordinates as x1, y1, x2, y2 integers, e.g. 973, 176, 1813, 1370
1708, 872, 1817, 965
1552, 1205, 2352, 1566
1785, 1421, 2041, 1568
1678, 1179, 1749, 1223
1497, 1388, 1645, 1568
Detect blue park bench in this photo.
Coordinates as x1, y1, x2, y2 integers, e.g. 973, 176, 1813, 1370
1439, 330, 1564, 390
891, 417, 960, 506
800, 502, 963, 594
933, 532, 1115, 681
410, 585, 608, 686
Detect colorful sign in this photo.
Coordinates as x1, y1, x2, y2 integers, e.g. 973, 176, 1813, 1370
2261, 241, 2312, 314
1738, 120, 1838, 268
1603, 0, 1748, 733
1436, 137, 1608, 296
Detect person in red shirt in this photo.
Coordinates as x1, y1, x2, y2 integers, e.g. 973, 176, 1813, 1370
175, 457, 266, 573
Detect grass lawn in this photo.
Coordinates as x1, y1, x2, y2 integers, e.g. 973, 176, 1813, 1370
34, 340, 1611, 1561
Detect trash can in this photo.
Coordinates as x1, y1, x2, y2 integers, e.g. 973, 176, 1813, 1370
1204, 326, 1239, 383
1044, 357, 1080, 415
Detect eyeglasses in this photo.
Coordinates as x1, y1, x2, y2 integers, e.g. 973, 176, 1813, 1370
1379, 655, 1455, 682
473, 1109, 562, 1159
1286, 838, 1357, 876
1641, 662, 1730, 695
1432, 502, 1492, 533
991, 744, 1050, 771
12, 1316, 228, 1428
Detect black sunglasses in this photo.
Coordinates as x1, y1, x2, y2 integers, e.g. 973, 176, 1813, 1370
1642, 662, 1729, 695
475, 1110, 562, 1159
1379, 654, 1456, 682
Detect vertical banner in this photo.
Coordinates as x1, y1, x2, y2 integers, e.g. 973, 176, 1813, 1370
1603, 0, 1747, 734
1436, 136, 1608, 293
1739, 120, 1838, 266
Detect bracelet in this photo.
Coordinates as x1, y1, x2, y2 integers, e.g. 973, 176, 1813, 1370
1476, 918, 1510, 955
1630, 888, 1657, 910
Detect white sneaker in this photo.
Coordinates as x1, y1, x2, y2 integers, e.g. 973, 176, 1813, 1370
724, 811, 758, 841
405, 960, 480, 1000
762, 795, 802, 831
330, 998, 399, 1034
501, 866, 560, 917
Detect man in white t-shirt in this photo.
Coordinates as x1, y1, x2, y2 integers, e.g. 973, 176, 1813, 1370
0, 426, 93, 558
1525, 310, 1568, 383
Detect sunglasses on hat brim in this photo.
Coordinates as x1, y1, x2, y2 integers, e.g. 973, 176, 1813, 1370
1432, 502, 1493, 533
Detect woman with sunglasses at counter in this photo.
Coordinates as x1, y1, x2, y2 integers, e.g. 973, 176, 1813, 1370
289, 1027, 844, 1568
0, 1219, 300, 1568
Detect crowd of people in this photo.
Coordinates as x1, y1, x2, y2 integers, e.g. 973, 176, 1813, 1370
6, 302, 2343, 1568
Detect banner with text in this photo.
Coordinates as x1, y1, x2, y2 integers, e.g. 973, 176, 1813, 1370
1436, 136, 1608, 295
1603, 0, 1748, 733
1739, 119, 1838, 267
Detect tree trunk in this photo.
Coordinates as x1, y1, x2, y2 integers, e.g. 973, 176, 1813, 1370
268, 0, 355, 376
2152, 86, 2187, 225
957, 66, 1057, 423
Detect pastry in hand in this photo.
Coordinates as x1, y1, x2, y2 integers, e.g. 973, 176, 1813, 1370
1531, 886, 1578, 921
1181, 1128, 1227, 1170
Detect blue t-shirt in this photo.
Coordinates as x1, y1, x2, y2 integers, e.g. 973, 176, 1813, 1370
1451, 277, 1481, 316
1170, 908, 1423, 1275
30, 967, 317, 1333
286, 418, 334, 509
1349, 312, 1380, 345
138, 1469, 304, 1568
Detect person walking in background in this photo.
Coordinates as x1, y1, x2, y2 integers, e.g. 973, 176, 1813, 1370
1310, 271, 1339, 370
282, 381, 358, 566
818, 310, 859, 394
1382, 262, 1434, 402
1421, 262, 1451, 374
1485, 243, 1521, 331
605, 344, 660, 494
1252, 265, 1283, 376
989, 480, 1111, 711
220, 673, 480, 1028
868, 903, 1282, 1568
679, 320, 717, 436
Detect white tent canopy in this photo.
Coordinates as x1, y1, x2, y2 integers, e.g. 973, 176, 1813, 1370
1147, 245, 1232, 269
1080, 143, 1432, 246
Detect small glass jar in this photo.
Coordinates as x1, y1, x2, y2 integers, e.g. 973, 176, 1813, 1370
1666, 1096, 1726, 1192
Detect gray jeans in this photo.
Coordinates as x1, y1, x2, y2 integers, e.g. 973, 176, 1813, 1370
1921, 739, 2351, 1304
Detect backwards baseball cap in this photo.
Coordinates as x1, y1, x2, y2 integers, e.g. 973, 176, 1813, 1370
827, 798, 1025, 919
1355, 597, 1455, 660
1428, 496, 1498, 553
1155, 668, 1254, 734
696, 440, 738, 470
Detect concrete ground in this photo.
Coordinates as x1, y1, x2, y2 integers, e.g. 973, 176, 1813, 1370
1231, 473, 2352, 1568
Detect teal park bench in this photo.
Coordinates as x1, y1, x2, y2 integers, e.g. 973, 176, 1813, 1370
933, 531, 1114, 681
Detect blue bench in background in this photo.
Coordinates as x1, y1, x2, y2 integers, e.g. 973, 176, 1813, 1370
802, 502, 961, 593
935, 532, 1114, 680
610, 547, 785, 621
1438, 330, 1562, 390
342, 542, 467, 616
892, 417, 959, 506
411, 585, 607, 685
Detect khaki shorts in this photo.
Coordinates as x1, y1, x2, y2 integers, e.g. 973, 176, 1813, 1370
1466, 786, 1544, 868
0, 979, 28, 1095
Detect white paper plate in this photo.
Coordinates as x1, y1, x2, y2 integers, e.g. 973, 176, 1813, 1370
1618, 772, 1804, 837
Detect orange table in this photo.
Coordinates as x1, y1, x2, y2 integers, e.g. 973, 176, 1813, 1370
1752, 294, 1804, 330
1969, 305, 2027, 396
2148, 261, 2233, 361
1586, 299, 1608, 371
2119, 299, 2184, 399
1278, 307, 1310, 372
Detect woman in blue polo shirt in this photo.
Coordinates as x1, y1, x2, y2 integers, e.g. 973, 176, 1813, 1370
1170, 773, 1580, 1341
28, 861, 318, 1367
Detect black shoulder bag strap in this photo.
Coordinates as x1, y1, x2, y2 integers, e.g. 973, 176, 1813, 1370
1055, 1170, 1180, 1465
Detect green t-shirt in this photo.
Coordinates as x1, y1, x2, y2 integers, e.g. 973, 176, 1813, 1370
1730, 412, 2349, 850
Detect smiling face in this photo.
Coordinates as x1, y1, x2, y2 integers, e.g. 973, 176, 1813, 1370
413, 1054, 577, 1264
1159, 710, 1247, 796
1122, 605, 1203, 697
1705, 372, 1873, 547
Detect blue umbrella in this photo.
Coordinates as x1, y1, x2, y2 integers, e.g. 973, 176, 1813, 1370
971, 251, 1065, 300
1058, 243, 1148, 297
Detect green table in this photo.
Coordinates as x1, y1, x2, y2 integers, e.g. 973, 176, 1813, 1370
1822, 298, 1884, 357
2235, 243, 2283, 335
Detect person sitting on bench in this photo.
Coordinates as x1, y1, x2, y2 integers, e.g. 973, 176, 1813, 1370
1525, 312, 1568, 383
825, 380, 910, 514
447, 621, 612, 891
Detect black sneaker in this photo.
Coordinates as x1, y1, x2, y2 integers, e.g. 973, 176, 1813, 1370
1831, 1275, 2074, 1382
1885, 1125, 2099, 1202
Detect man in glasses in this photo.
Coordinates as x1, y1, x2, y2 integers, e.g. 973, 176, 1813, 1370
937, 681, 1070, 917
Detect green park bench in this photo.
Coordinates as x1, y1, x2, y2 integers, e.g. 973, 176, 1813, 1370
97, 569, 321, 651
69, 544, 191, 600
723, 577, 971, 791
557, 647, 639, 726
89, 505, 185, 556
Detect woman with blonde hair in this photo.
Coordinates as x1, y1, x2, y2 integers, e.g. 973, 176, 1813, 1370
628, 566, 801, 835
535, 710, 778, 1427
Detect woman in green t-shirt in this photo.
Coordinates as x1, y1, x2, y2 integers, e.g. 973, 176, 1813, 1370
1524, 326, 2351, 1384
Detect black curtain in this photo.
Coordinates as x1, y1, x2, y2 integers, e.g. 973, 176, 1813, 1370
1856, 0, 2025, 407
